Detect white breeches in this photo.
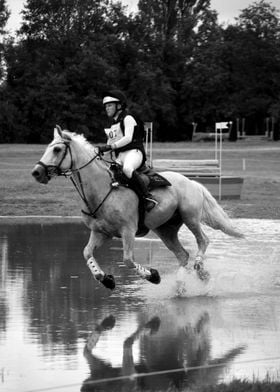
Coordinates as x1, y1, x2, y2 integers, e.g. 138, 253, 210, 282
116, 149, 143, 178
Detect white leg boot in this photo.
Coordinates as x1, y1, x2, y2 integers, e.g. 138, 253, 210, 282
87, 257, 105, 281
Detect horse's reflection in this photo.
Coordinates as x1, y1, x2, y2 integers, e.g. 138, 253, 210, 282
81, 311, 245, 392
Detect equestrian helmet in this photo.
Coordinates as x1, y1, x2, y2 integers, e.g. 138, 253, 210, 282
102, 90, 127, 108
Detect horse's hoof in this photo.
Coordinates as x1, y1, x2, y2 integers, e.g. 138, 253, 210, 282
100, 315, 116, 330
145, 316, 161, 334
101, 274, 115, 290
147, 268, 161, 284
194, 260, 203, 271
197, 269, 210, 282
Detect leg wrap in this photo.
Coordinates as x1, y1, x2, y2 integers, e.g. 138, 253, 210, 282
87, 257, 104, 281
134, 262, 151, 279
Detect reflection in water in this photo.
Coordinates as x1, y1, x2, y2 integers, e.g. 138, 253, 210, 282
0, 235, 8, 335
0, 220, 280, 391
81, 311, 244, 392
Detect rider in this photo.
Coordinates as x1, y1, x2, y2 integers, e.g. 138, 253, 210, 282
99, 90, 158, 212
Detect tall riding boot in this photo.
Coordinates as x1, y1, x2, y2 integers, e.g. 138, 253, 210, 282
130, 171, 158, 212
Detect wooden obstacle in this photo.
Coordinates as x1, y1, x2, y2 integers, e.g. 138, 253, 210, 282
146, 121, 243, 200
152, 159, 220, 177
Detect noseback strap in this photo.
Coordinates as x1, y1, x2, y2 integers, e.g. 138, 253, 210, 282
36, 142, 72, 178
37, 160, 49, 175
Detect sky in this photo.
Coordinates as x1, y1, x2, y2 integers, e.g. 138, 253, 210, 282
5, 0, 280, 34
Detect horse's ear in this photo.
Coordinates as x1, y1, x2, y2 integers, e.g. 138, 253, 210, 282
54, 124, 63, 137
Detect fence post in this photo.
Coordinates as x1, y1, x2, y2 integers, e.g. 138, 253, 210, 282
215, 122, 229, 201
144, 122, 153, 167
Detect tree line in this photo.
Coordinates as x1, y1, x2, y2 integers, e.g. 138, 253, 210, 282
0, 0, 280, 143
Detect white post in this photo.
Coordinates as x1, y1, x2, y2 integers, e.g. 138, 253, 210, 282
144, 122, 153, 168
265, 117, 269, 138
215, 123, 218, 160
219, 126, 222, 201
192, 122, 197, 137
150, 122, 153, 167
145, 124, 149, 155
215, 122, 229, 201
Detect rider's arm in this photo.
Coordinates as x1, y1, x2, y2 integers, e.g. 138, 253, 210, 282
111, 115, 137, 149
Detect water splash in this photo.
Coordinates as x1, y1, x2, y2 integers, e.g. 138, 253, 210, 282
137, 261, 280, 301
174, 267, 212, 297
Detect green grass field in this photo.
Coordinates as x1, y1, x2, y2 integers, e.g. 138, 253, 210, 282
0, 139, 279, 218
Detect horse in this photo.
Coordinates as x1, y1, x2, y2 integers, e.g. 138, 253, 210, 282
31, 125, 244, 290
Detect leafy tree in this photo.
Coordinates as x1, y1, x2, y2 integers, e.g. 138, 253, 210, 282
180, 7, 226, 134
1, 0, 280, 142
0, 0, 9, 80
222, 1, 280, 134
0, 0, 9, 35
127, 0, 216, 140
1, 0, 130, 142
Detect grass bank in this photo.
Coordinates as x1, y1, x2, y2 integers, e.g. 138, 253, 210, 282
201, 380, 280, 391
0, 140, 279, 219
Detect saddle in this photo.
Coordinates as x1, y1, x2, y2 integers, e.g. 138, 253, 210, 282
110, 163, 171, 236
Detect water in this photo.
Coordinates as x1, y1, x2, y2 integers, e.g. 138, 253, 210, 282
0, 219, 280, 392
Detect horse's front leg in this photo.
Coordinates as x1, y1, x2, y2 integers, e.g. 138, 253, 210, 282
121, 228, 161, 284
84, 230, 115, 290
122, 317, 160, 376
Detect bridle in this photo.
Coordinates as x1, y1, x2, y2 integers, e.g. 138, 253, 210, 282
36, 141, 100, 179
37, 141, 117, 218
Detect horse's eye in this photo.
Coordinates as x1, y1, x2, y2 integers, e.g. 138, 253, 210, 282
53, 146, 61, 154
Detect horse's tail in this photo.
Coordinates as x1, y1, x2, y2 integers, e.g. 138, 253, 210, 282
200, 184, 244, 238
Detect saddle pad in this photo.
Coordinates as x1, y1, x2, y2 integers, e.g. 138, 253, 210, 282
148, 172, 171, 190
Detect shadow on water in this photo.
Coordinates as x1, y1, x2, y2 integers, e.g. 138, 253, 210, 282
0, 220, 280, 391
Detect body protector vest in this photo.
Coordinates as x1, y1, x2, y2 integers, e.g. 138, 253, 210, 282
105, 110, 146, 161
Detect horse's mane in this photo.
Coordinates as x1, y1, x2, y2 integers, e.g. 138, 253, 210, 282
60, 130, 96, 155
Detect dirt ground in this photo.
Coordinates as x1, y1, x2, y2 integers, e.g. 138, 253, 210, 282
0, 139, 279, 219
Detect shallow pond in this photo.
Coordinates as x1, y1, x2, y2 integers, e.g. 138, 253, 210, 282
0, 219, 280, 392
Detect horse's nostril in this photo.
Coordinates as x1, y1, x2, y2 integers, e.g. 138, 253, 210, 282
32, 169, 40, 178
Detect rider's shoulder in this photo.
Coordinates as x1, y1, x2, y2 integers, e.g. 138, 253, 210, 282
123, 114, 137, 126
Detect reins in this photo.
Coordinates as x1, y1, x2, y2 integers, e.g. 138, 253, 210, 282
68, 147, 118, 219
69, 170, 118, 219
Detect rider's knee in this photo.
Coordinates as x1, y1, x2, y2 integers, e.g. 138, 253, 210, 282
122, 165, 133, 179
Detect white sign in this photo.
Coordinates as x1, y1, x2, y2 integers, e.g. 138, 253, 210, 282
215, 122, 229, 129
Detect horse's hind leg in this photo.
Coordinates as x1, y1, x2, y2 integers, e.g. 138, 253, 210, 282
183, 215, 210, 280
154, 223, 190, 268
84, 230, 115, 290
121, 228, 161, 284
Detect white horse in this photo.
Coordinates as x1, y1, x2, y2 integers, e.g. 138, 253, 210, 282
31, 126, 243, 289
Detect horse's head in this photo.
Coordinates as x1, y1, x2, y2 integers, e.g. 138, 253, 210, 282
31, 125, 73, 184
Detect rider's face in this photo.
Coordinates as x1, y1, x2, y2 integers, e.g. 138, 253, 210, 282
105, 102, 119, 118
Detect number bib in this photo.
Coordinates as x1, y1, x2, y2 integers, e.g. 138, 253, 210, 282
104, 123, 123, 145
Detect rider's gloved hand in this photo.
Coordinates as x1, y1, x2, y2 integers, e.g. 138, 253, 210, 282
98, 145, 112, 154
